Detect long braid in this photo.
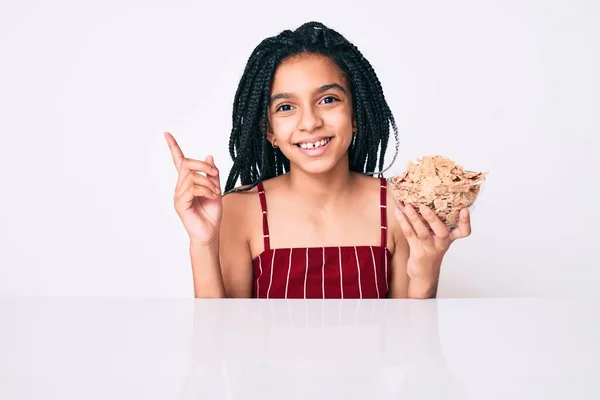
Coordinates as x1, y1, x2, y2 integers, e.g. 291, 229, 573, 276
336, 55, 382, 174
223, 21, 399, 194
338, 49, 395, 175
359, 51, 399, 174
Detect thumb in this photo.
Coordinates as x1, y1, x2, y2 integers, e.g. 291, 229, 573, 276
205, 155, 221, 190
205, 155, 215, 167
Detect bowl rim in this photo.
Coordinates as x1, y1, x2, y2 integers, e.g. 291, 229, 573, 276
386, 170, 487, 188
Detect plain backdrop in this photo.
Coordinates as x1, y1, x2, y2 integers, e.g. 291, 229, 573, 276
0, 0, 598, 298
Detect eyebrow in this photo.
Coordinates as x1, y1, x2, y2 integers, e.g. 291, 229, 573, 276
270, 83, 347, 104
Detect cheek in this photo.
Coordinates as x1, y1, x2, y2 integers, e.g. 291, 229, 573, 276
325, 110, 353, 136
269, 118, 296, 143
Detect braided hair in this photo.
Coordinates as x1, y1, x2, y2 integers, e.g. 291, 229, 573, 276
224, 21, 399, 194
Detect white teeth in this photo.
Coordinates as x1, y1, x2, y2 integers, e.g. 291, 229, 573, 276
299, 138, 330, 149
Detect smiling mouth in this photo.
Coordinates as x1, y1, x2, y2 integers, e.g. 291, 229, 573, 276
294, 137, 332, 149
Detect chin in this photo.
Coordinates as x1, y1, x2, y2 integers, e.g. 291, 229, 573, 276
288, 157, 347, 176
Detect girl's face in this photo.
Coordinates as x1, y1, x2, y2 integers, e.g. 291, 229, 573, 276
266, 53, 356, 176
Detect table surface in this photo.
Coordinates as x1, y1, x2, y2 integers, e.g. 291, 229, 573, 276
1, 297, 598, 399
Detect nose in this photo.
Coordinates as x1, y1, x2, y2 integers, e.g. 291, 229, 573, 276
297, 105, 323, 132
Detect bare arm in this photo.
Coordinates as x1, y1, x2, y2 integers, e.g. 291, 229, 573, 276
387, 188, 410, 298
189, 240, 226, 298
188, 192, 254, 298
388, 226, 410, 298
217, 191, 254, 298
388, 222, 439, 299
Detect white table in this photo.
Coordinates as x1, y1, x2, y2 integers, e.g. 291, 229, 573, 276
1, 297, 597, 399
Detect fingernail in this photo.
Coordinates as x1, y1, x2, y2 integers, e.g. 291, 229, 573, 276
395, 208, 403, 218
405, 205, 415, 215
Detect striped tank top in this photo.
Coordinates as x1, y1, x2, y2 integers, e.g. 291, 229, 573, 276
251, 177, 392, 299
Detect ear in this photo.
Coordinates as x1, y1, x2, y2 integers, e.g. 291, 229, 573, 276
260, 119, 276, 146
267, 132, 276, 147
352, 116, 357, 135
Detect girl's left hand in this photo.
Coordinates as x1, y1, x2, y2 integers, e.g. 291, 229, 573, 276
394, 204, 472, 282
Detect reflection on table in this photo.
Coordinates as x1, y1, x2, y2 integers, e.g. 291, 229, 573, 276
177, 299, 467, 399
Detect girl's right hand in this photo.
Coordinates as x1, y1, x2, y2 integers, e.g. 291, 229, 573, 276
165, 132, 223, 246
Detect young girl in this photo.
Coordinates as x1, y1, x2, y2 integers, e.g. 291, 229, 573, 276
164, 22, 473, 299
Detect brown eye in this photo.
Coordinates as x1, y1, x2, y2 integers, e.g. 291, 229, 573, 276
276, 104, 293, 112
321, 96, 338, 104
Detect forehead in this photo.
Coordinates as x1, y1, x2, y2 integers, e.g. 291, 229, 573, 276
270, 54, 347, 94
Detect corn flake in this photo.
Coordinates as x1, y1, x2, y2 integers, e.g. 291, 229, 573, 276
389, 155, 487, 230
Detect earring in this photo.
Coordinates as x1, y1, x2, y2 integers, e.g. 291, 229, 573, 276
272, 141, 278, 149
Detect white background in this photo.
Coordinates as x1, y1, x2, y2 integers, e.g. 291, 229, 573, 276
0, 0, 598, 298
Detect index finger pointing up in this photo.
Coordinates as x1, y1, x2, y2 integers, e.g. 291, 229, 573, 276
165, 132, 184, 169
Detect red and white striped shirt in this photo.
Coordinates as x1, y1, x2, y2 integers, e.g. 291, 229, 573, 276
252, 177, 391, 299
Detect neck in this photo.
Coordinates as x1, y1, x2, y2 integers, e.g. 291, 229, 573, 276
286, 156, 356, 208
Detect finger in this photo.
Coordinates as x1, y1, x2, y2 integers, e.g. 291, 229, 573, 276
176, 158, 219, 188
174, 186, 217, 211
206, 154, 215, 167
402, 204, 433, 244
192, 185, 219, 199
176, 172, 218, 197
165, 132, 184, 169
180, 158, 218, 176
419, 205, 450, 240
394, 207, 422, 250
204, 155, 222, 193
175, 173, 195, 198
175, 176, 218, 201
191, 172, 221, 195
450, 208, 472, 241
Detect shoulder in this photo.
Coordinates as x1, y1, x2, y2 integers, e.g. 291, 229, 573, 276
220, 178, 284, 259
220, 176, 287, 224
352, 173, 391, 202
221, 183, 262, 221
222, 183, 260, 207
220, 183, 262, 237
351, 172, 385, 193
